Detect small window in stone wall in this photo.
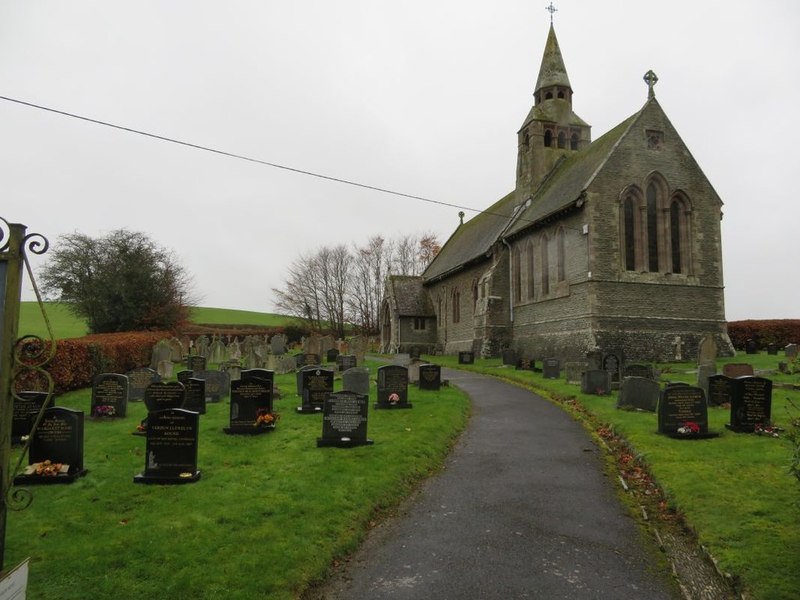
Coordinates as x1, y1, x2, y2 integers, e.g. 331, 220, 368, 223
413, 318, 426, 331
646, 129, 664, 150
452, 289, 461, 324
544, 130, 553, 147
557, 131, 566, 149
570, 133, 579, 150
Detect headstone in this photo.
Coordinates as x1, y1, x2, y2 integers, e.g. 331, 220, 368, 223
242, 368, 275, 389
225, 363, 242, 382
585, 350, 603, 371
785, 343, 798, 358
150, 339, 172, 370
349, 336, 367, 363
408, 361, 421, 384
319, 335, 335, 357
193, 370, 229, 403
229, 338, 242, 360
126, 367, 161, 401
623, 363, 655, 380
270, 334, 287, 356
12, 391, 53, 444
294, 353, 305, 369
14, 407, 87, 484
91, 373, 129, 418
156, 359, 173, 379
516, 357, 534, 371
134, 408, 201, 484
326, 348, 340, 363
175, 370, 191, 384
542, 358, 560, 379
209, 338, 227, 364
168, 337, 184, 362
392, 353, 411, 367
602, 352, 623, 388
745, 339, 758, 355
342, 367, 371, 396
297, 368, 334, 414
409, 346, 421, 361
766, 343, 778, 356
304, 334, 323, 357
296, 365, 322, 397
458, 351, 475, 365
696, 363, 716, 395
418, 364, 441, 391
337, 354, 357, 372
673, 336, 684, 361
183, 378, 206, 415
617, 377, 660, 412
502, 349, 517, 366
226, 379, 275, 434
727, 377, 773, 433
697, 335, 718, 366
317, 391, 373, 447
195, 335, 210, 358
144, 381, 186, 413
187, 355, 206, 372
657, 385, 716, 438
302, 353, 321, 367
376, 365, 411, 409
581, 369, 610, 395
722, 363, 754, 378
707, 374, 735, 407
564, 362, 587, 385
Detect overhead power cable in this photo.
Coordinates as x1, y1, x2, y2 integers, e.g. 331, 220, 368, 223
0, 94, 539, 225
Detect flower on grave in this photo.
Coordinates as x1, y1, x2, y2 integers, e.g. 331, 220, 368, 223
92, 404, 116, 418
677, 421, 701, 435
255, 408, 279, 427
388, 393, 400, 405
35, 460, 64, 476
754, 423, 781, 438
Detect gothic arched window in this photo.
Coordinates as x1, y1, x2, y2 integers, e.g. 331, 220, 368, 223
527, 241, 535, 299
544, 130, 553, 148
570, 133, 579, 150
452, 288, 460, 324
540, 234, 550, 296
513, 246, 522, 303
557, 131, 566, 149
646, 182, 660, 272
556, 228, 566, 282
624, 195, 637, 271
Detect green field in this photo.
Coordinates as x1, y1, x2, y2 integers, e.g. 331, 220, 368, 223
16, 303, 294, 340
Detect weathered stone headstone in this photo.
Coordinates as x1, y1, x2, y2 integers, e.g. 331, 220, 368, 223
657, 385, 716, 438
193, 370, 229, 403
696, 363, 716, 395
581, 369, 610, 395
349, 336, 368, 363
707, 374, 735, 406
156, 359, 173, 379
542, 358, 560, 379
602, 352, 623, 388
722, 363, 754, 378
168, 337, 184, 362
564, 362, 587, 385
319, 335, 335, 357
144, 381, 186, 412
623, 363, 655, 380
91, 373, 129, 418
317, 391, 373, 447
195, 335, 210, 358
134, 408, 200, 484
14, 407, 87, 484
585, 350, 603, 371
229, 338, 242, 360
270, 334, 287, 356
418, 364, 441, 391
187, 355, 206, 372
12, 391, 53, 444
150, 339, 172, 370
785, 343, 798, 358
342, 367, 370, 396
183, 378, 206, 415
458, 351, 475, 365
126, 367, 161, 401
727, 376, 773, 433
392, 353, 411, 367
297, 368, 334, 414
376, 365, 411, 409
766, 343, 778, 356
226, 379, 274, 434
697, 335, 718, 366
303, 334, 323, 357
617, 377, 660, 412
516, 357, 534, 371
502, 349, 517, 366
209, 338, 227, 364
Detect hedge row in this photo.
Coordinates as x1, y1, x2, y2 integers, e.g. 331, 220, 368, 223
727, 320, 800, 350
17, 331, 170, 395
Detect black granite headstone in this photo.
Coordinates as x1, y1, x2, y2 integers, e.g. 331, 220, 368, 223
241, 368, 275, 389
502, 349, 517, 366
337, 354, 357, 372
12, 391, 53, 444
326, 348, 340, 363
14, 407, 87, 484
144, 381, 186, 413
745, 339, 758, 355
418, 364, 441, 391
542, 358, 561, 379
657, 385, 717, 438
317, 391, 373, 447
91, 373, 129, 418
342, 367, 371, 396
183, 378, 206, 414
617, 377, 660, 412
296, 364, 322, 397
409, 346, 422, 360
707, 375, 735, 406
187, 355, 206, 371
581, 369, 610, 395
193, 370, 229, 403
226, 379, 274, 434
176, 370, 193, 384
126, 367, 161, 401
458, 351, 474, 365
376, 365, 411, 409
728, 376, 773, 433
134, 408, 200, 484
297, 368, 334, 414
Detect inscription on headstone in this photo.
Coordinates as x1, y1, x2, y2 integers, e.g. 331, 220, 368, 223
376, 365, 411, 409
226, 379, 274, 434
418, 364, 441, 391
337, 354, 357, 372
187, 355, 206, 372
126, 367, 161, 401
542, 358, 560, 379
458, 351, 474, 365
657, 386, 715, 438
728, 377, 773, 433
14, 407, 87, 484
91, 373, 129, 418
297, 368, 334, 413
12, 391, 53, 443
183, 378, 206, 415
707, 375, 735, 406
617, 377, 660, 412
134, 408, 201, 484
144, 381, 186, 413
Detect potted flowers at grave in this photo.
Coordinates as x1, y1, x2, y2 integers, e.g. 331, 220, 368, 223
676, 421, 701, 436
254, 408, 280, 431
92, 405, 116, 418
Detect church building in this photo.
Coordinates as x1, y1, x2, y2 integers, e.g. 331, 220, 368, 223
381, 22, 734, 362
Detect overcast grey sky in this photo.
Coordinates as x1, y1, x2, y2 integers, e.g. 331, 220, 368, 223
1, 1, 798, 321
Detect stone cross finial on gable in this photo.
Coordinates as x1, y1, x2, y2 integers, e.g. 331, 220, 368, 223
644, 70, 659, 99
546, 2, 557, 24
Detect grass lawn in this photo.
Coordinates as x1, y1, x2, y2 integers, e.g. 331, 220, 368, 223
188, 307, 293, 327
431, 352, 800, 600
5, 360, 470, 599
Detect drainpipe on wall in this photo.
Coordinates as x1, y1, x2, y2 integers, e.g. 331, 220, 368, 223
501, 238, 514, 325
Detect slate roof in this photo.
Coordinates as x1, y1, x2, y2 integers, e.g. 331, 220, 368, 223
423, 106, 644, 283
389, 276, 435, 316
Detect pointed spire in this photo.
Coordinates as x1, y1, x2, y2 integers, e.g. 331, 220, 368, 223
534, 24, 571, 95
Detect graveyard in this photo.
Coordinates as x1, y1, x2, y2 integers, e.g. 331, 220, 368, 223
5, 357, 470, 599
432, 350, 800, 600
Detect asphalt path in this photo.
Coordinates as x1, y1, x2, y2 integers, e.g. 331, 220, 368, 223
322, 367, 679, 599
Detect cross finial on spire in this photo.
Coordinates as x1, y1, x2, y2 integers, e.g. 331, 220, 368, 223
643, 70, 659, 99
546, 2, 557, 24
